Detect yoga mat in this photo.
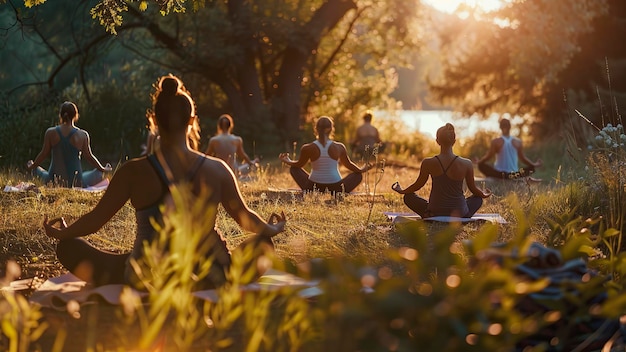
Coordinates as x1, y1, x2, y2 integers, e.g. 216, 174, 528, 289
383, 211, 508, 224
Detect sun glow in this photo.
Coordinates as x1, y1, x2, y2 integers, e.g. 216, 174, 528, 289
423, 0, 505, 14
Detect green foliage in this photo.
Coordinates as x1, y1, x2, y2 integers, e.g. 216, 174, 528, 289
6, 0, 424, 149
0, 261, 49, 352
120, 184, 314, 351
295, 222, 541, 351
0, 80, 149, 169
429, 0, 610, 136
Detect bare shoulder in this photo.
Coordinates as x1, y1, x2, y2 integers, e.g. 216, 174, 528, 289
457, 156, 474, 170
121, 156, 149, 170
421, 156, 437, 168
457, 156, 473, 165
301, 142, 317, 151
332, 141, 348, 150
110, 156, 148, 181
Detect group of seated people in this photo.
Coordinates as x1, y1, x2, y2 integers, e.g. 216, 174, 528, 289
34, 74, 542, 291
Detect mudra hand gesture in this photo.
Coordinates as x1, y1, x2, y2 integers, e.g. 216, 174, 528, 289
43, 216, 68, 241
262, 211, 287, 237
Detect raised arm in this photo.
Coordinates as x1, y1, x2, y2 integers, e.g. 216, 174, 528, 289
218, 162, 285, 236
515, 139, 543, 168
463, 159, 491, 198
235, 137, 254, 165
80, 130, 110, 171
337, 142, 371, 173
43, 163, 134, 240
392, 159, 430, 194
27, 129, 54, 170
475, 138, 498, 164
205, 138, 216, 156
279, 144, 312, 168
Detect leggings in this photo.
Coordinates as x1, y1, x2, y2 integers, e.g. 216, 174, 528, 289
289, 167, 363, 193
55, 235, 274, 288
478, 162, 535, 179
403, 194, 483, 218
35, 167, 104, 188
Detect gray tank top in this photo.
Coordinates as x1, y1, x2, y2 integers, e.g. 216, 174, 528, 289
427, 156, 469, 217
125, 155, 231, 287
49, 126, 83, 187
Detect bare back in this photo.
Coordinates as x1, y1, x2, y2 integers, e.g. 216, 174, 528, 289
46, 125, 89, 151
207, 134, 242, 169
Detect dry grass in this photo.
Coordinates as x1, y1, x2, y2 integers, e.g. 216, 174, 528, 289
0, 157, 575, 351
0, 157, 554, 283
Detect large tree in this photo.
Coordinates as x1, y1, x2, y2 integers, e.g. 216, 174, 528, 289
427, 0, 611, 138
3, 0, 422, 150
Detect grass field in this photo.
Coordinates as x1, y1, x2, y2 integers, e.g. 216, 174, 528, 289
1, 153, 615, 351
0, 156, 552, 281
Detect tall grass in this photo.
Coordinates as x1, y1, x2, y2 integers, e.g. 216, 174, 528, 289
4, 151, 626, 350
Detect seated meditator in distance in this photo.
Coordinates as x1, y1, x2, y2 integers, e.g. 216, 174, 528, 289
205, 114, 258, 177
26, 101, 111, 188
392, 123, 491, 218
475, 118, 543, 180
43, 74, 286, 289
279, 116, 373, 194
351, 111, 384, 158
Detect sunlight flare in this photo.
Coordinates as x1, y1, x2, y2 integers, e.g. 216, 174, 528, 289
423, 0, 505, 14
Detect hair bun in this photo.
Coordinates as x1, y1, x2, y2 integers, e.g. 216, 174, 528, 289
160, 77, 179, 97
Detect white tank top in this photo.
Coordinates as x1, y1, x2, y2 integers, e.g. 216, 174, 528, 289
309, 140, 342, 184
494, 136, 519, 173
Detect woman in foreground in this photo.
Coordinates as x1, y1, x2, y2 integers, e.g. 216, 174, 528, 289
392, 123, 491, 218
43, 74, 285, 289
279, 116, 372, 194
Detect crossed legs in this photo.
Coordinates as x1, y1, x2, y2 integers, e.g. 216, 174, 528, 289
289, 167, 363, 193
403, 194, 483, 218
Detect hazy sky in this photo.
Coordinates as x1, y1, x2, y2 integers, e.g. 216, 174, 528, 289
422, 0, 505, 14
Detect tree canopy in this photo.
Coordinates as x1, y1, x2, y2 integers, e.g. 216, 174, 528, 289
427, 0, 618, 138
2, 0, 625, 166
2, 0, 422, 153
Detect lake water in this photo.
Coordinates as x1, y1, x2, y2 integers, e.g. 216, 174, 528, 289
376, 110, 503, 139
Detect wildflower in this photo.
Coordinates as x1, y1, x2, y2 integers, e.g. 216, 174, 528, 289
595, 135, 603, 141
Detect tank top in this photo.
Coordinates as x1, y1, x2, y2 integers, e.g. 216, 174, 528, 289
494, 136, 518, 173
309, 140, 342, 184
49, 126, 83, 187
126, 154, 231, 288
427, 156, 469, 217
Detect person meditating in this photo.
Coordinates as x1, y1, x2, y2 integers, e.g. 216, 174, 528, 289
392, 123, 491, 218
475, 118, 543, 180
205, 114, 258, 177
351, 111, 384, 158
279, 116, 372, 194
43, 74, 286, 290
26, 101, 111, 188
